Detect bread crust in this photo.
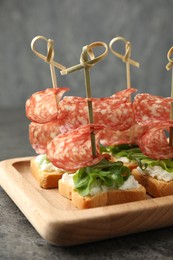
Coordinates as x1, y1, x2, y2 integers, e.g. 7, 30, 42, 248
58, 179, 73, 200
31, 158, 64, 189
58, 178, 146, 209
72, 190, 108, 209
132, 168, 173, 197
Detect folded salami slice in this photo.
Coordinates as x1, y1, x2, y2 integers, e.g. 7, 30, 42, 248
47, 124, 107, 171
111, 88, 137, 99
138, 123, 173, 159
134, 93, 173, 125
26, 87, 69, 123
29, 120, 61, 154
100, 124, 149, 146
58, 89, 136, 133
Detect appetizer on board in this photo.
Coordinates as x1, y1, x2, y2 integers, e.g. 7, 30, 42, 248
26, 35, 173, 209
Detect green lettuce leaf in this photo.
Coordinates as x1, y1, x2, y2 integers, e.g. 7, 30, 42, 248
100, 144, 141, 161
73, 159, 130, 197
101, 144, 173, 173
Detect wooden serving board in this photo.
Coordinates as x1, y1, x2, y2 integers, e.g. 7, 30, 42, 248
1, 157, 173, 246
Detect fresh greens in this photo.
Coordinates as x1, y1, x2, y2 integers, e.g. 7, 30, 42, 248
100, 144, 139, 154
100, 144, 141, 162
137, 158, 173, 173
73, 144, 173, 197
101, 144, 173, 173
73, 159, 130, 196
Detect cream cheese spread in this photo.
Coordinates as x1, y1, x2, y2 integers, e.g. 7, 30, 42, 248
119, 175, 140, 190
137, 165, 173, 182
61, 172, 140, 196
35, 154, 61, 172
117, 156, 130, 164
62, 173, 75, 187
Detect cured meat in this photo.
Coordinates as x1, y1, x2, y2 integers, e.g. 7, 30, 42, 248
58, 89, 136, 133
26, 87, 69, 123
29, 120, 61, 154
111, 88, 137, 100
100, 127, 133, 146
47, 124, 108, 171
138, 123, 173, 159
100, 124, 149, 146
134, 93, 173, 125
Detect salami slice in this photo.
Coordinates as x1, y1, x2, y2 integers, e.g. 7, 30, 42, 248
47, 124, 107, 171
58, 94, 135, 133
134, 93, 173, 125
29, 120, 61, 154
100, 124, 149, 146
26, 87, 69, 123
138, 123, 173, 159
111, 88, 137, 100
100, 127, 133, 146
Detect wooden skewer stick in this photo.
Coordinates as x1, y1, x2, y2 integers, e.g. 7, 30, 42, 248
82, 46, 96, 157
166, 46, 173, 146
31, 35, 66, 89
46, 39, 58, 89
61, 42, 108, 75
109, 37, 140, 144
109, 36, 140, 92
60, 42, 108, 157
125, 41, 132, 90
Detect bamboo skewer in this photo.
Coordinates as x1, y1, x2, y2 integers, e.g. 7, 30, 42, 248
46, 39, 58, 89
109, 36, 140, 92
31, 35, 66, 89
166, 46, 173, 146
109, 37, 140, 143
82, 46, 96, 157
31, 35, 67, 108
61, 42, 108, 75
125, 41, 132, 90
61, 42, 108, 157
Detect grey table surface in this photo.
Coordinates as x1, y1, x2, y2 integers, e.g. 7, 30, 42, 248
1, 108, 173, 260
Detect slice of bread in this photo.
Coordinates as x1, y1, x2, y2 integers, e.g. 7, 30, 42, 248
132, 168, 173, 197
72, 186, 146, 209
58, 178, 146, 209
58, 179, 73, 199
31, 158, 64, 189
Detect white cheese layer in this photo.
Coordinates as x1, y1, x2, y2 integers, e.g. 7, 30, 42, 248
119, 175, 140, 190
61, 173, 140, 196
116, 157, 130, 164
62, 173, 75, 187
35, 154, 62, 172
137, 165, 173, 182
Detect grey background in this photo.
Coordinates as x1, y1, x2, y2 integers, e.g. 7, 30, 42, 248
1, 0, 173, 108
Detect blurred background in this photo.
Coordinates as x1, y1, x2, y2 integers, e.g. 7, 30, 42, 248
1, 0, 173, 107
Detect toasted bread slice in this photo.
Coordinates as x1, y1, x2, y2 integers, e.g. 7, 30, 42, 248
132, 168, 173, 197
31, 158, 64, 189
72, 186, 146, 209
58, 177, 146, 209
58, 179, 73, 199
